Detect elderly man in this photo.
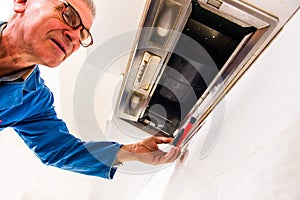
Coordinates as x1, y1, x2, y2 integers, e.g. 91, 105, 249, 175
0, 0, 181, 179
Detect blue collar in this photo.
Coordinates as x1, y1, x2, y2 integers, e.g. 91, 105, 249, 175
0, 66, 38, 110
0, 66, 37, 91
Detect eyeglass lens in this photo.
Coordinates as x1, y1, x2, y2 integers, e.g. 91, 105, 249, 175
62, 4, 92, 46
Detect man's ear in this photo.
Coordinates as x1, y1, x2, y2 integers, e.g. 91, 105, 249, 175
13, 0, 28, 13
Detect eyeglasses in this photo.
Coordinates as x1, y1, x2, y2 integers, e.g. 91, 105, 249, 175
59, 0, 93, 47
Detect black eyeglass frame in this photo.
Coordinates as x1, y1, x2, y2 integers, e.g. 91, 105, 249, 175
59, 0, 93, 47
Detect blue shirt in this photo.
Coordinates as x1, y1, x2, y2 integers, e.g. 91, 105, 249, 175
0, 66, 122, 179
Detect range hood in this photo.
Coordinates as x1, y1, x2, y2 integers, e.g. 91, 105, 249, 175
116, 0, 278, 138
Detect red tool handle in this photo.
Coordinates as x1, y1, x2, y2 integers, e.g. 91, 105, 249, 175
173, 117, 196, 146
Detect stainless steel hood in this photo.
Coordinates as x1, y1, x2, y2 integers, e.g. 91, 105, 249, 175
115, 0, 297, 139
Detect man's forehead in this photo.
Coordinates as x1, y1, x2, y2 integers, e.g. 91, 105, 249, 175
65, 0, 94, 28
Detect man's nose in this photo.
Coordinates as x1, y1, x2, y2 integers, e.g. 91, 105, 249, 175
63, 26, 82, 45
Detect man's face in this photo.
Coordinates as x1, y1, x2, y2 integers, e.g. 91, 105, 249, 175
16, 0, 93, 67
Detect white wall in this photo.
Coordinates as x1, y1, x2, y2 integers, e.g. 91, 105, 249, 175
135, 9, 300, 200
0, 0, 13, 21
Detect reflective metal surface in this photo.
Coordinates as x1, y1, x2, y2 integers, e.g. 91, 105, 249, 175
116, 0, 278, 137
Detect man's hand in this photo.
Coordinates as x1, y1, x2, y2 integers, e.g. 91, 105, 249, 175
116, 136, 181, 165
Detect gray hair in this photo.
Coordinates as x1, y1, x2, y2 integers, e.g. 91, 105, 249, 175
82, 0, 97, 18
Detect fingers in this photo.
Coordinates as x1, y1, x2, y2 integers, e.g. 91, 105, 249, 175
149, 136, 181, 164
163, 146, 181, 163
152, 146, 181, 165
134, 136, 181, 165
153, 136, 173, 144
140, 136, 173, 151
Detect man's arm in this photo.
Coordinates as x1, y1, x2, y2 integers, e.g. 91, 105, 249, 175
13, 108, 122, 179
116, 136, 181, 165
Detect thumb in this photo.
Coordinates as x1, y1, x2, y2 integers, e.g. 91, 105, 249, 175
154, 136, 173, 144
